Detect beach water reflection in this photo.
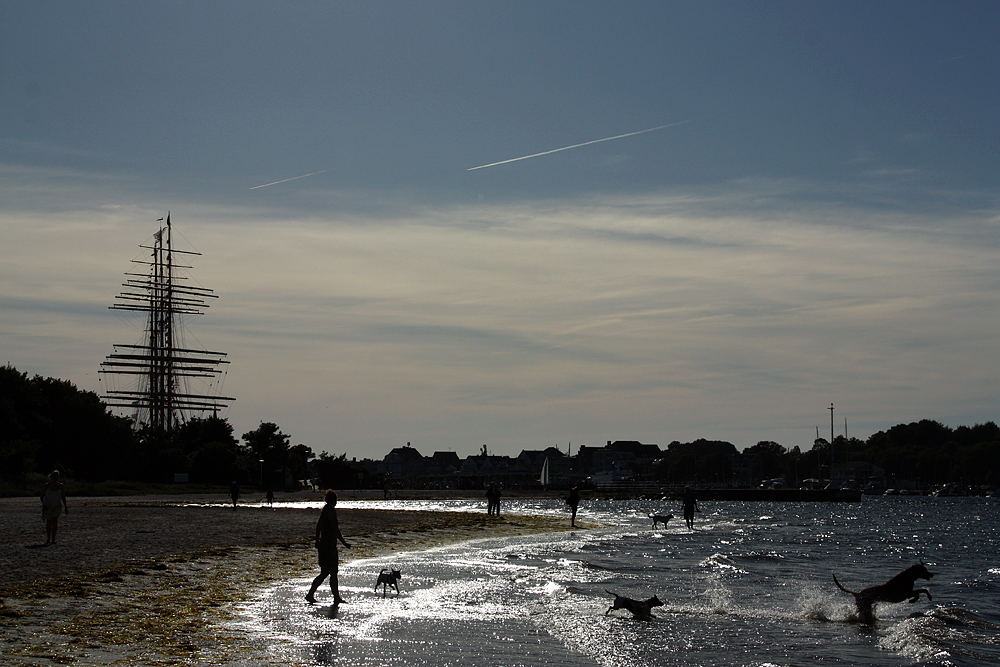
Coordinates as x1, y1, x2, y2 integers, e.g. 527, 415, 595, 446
228, 497, 1000, 667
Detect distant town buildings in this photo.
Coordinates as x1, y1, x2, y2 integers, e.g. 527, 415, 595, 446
322, 438, 903, 492
345, 440, 739, 490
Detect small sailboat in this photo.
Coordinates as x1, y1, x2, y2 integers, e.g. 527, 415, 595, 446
539, 456, 550, 487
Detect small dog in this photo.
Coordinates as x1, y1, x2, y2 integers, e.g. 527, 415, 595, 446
605, 590, 663, 619
648, 513, 674, 529
375, 568, 402, 597
833, 563, 933, 623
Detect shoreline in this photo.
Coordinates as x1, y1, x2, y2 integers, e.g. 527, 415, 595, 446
0, 492, 584, 588
0, 495, 584, 666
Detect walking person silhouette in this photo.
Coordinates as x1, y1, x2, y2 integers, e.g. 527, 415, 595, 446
306, 490, 351, 604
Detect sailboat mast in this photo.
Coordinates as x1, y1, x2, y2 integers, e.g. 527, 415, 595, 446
829, 403, 835, 478
146, 215, 176, 430
844, 417, 849, 471
148, 222, 164, 429
164, 215, 175, 428
101, 214, 234, 432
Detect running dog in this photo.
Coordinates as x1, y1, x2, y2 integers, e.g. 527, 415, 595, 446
648, 513, 674, 529
375, 568, 402, 597
605, 590, 663, 619
833, 563, 933, 623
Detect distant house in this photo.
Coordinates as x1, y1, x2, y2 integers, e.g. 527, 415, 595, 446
592, 447, 638, 472
460, 454, 515, 476
379, 443, 426, 479
516, 449, 548, 475
457, 454, 520, 489
605, 440, 661, 464
580, 440, 660, 472
574, 445, 600, 475
516, 446, 567, 476
575, 440, 662, 483
426, 451, 462, 475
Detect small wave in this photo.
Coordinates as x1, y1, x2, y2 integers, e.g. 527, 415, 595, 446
736, 550, 786, 562
698, 552, 748, 577
880, 606, 1000, 664
700, 553, 737, 567
527, 580, 564, 596
926, 607, 978, 625
926, 606, 1000, 636
880, 613, 953, 663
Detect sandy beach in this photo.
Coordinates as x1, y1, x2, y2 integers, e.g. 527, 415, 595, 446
0, 493, 578, 665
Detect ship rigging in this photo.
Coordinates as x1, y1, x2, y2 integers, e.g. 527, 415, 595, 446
100, 215, 234, 431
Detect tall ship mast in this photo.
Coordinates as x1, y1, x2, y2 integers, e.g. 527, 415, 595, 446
100, 214, 234, 431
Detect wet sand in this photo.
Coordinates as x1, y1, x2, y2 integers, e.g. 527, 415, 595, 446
0, 494, 579, 665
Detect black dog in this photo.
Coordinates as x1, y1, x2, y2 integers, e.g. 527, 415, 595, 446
375, 568, 402, 597
833, 563, 933, 623
648, 513, 674, 529
605, 590, 663, 619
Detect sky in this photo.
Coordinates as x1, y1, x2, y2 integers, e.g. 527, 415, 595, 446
2, 2, 998, 460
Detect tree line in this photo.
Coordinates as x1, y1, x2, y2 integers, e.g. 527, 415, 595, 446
655, 420, 999, 489
2, 364, 997, 491
0, 364, 351, 491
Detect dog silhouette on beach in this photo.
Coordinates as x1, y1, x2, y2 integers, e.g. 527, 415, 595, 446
375, 568, 402, 597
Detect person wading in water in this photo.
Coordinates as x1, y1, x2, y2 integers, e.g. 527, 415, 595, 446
306, 490, 351, 604
682, 486, 699, 530
566, 486, 581, 527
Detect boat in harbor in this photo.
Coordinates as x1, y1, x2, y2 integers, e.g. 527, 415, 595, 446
863, 475, 886, 495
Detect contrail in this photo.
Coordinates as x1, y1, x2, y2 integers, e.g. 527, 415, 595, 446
467, 120, 692, 171
938, 52, 975, 64
938, 46, 998, 64
249, 168, 331, 190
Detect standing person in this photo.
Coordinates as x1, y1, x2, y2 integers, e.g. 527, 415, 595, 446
265, 487, 275, 506
566, 486, 581, 527
229, 481, 240, 510
485, 482, 501, 516
306, 490, 351, 604
40, 470, 68, 545
682, 486, 699, 529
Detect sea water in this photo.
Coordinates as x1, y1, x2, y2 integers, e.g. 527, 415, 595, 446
227, 496, 1000, 666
